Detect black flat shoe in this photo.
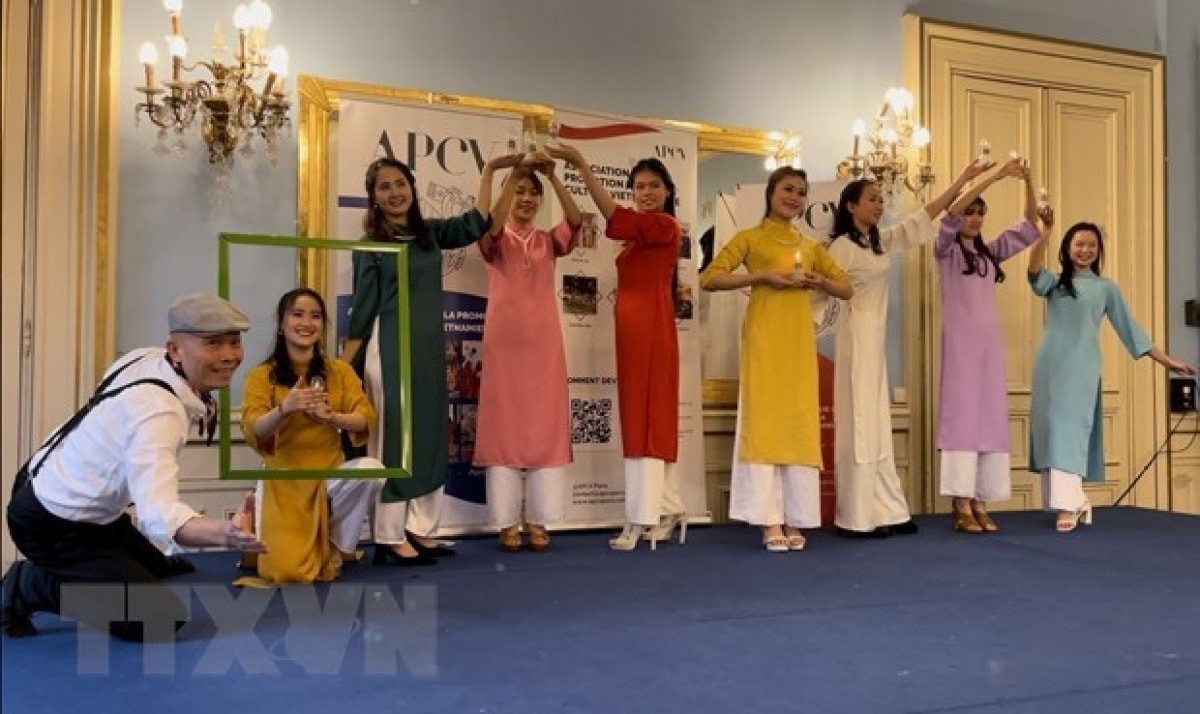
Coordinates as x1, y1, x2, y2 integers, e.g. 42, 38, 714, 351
406, 531, 456, 558
1, 564, 37, 638
372, 545, 436, 567
890, 520, 919, 536
836, 526, 890, 539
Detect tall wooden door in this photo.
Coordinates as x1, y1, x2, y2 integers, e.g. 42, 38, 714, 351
903, 17, 1167, 513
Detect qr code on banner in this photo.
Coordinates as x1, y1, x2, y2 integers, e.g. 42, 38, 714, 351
571, 398, 613, 445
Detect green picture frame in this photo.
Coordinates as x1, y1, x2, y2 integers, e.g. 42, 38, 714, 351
217, 232, 413, 480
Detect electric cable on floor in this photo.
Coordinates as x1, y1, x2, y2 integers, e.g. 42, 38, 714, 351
1112, 407, 1199, 506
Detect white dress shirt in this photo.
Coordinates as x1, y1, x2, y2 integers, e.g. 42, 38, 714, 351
30, 347, 205, 544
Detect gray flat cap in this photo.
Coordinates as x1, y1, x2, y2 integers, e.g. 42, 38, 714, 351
168, 293, 251, 335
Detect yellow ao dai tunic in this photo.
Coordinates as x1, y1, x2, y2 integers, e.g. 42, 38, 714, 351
701, 220, 848, 465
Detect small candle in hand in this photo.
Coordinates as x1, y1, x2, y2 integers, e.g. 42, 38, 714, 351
978, 139, 991, 161
793, 249, 804, 280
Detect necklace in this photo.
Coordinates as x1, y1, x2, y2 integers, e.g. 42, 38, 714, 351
504, 224, 537, 270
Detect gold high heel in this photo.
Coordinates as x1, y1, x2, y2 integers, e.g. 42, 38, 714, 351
952, 510, 984, 534
526, 524, 551, 552
498, 525, 523, 553
970, 500, 998, 533
1056, 502, 1094, 533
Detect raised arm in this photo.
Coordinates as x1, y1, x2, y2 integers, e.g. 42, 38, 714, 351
477, 153, 523, 223
1027, 203, 1055, 276
923, 158, 996, 220
538, 155, 583, 228
486, 168, 521, 238
545, 143, 617, 220
947, 157, 1022, 215
1020, 163, 1037, 224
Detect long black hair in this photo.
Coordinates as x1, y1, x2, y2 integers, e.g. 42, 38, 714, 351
763, 167, 808, 219
363, 157, 432, 249
627, 158, 681, 305
958, 197, 1005, 283
1055, 221, 1105, 298
830, 179, 884, 254
627, 158, 677, 217
265, 287, 328, 388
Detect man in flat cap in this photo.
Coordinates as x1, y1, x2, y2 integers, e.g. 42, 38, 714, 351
1, 294, 265, 640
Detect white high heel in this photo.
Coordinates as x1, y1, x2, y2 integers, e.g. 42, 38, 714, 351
642, 513, 688, 546
608, 523, 648, 551
1056, 502, 1093, 533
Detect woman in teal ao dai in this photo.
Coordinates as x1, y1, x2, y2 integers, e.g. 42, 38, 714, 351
1026, 220, 1195, 532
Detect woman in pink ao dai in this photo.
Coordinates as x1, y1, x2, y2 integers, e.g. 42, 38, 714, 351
474, 157, 581, 553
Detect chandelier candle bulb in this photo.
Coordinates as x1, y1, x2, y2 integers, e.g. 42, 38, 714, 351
165, 0, 183, 35
138, 42, 157, 89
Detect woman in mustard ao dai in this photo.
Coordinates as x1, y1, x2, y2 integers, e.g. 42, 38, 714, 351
701, 167, 852, 552
474, 157, 581, 553
240, 288, 383, 585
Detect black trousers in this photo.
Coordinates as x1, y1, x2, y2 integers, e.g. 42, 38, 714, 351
4, 483, 187, 641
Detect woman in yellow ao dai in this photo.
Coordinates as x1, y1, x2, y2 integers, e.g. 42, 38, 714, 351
701, 168, 852, 552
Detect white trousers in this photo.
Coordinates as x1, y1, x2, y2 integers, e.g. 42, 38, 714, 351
624, 458, 684, 526
328, 458, 386, 552
833, 455, 912, 532
487, 466, 566, 528
1040, 468, 1088, 512
373, 486, 444, 545
253, 457, 385, 553
730, 463, 820, 528
939, 450, 1011, 501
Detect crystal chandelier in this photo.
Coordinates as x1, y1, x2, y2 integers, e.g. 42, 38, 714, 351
763, 132, 803, 172
836, 88, 933, 200
133, 0, 291, 174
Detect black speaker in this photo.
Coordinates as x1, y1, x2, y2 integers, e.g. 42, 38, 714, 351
1170, 377, 1197, 413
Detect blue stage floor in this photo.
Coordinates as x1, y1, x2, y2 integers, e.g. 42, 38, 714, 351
3, 508, 1199, 713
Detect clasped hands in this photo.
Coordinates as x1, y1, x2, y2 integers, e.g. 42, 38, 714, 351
280, 379, 338, 426
759, 270, 826, 291
490, 149, 557, 176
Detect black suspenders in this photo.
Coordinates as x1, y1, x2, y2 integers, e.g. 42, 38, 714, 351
11, 355, 176, 496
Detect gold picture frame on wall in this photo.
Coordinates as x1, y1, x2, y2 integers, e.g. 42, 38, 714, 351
295, 74, 782, 407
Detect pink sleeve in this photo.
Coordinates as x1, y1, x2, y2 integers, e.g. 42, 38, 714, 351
987, 218, 1040, 261
550, 219, 580, 257
477, 231, 501, 263
604, 205, 679, 247
936, 214, 964, 259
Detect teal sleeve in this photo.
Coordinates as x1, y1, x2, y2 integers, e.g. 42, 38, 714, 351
347, 249, 380, 340
1104, 280, 1153, 358
1027, 267, 1057, 297
430, 208, 490, 249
